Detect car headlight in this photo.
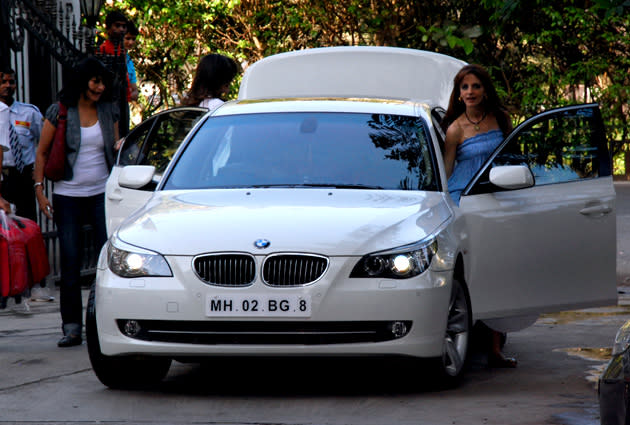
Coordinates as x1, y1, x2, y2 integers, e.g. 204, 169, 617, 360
612, 320, 630, 355
107, 236, 172, 278
350, 237, 437, 279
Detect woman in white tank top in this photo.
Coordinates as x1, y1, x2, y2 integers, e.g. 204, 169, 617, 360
33, 57, 120, 348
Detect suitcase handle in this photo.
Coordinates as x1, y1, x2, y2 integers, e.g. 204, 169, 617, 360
12, 217, 25, 229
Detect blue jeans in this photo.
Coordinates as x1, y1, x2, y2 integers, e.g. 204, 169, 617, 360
53, 193, 107, 329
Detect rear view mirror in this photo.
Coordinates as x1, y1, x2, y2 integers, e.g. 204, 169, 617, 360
489, 165, 534, 190
118, 165, 156, 189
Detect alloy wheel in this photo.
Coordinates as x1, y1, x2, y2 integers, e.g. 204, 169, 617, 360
442, 278, 470, 377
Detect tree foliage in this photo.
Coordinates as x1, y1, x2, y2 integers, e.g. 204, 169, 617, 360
104, 0, 629, 167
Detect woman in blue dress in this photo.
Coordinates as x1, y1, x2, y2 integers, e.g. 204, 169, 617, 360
441, 64, 513, 205
441, 64, 517, 368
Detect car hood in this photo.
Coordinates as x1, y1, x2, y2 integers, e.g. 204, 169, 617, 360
115, 189, 452, 256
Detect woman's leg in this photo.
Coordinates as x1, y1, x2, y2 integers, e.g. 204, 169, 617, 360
53, 194, 84, 343
489, 330, 517, 368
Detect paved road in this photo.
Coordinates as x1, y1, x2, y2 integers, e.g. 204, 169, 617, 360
4, 296, 628, 425
0, 182, 627, 425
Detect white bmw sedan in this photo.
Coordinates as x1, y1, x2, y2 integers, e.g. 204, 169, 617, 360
89, 47, 617, 389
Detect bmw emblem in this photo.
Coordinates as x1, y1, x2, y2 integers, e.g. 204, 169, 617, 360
254, 239, 271, 249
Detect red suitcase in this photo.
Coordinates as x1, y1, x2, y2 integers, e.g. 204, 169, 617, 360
0, 235, 9, 296
0, 217, 29, 297
13, 216, 50, 284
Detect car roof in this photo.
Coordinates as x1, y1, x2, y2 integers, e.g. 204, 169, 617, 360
238, 46, 466, 108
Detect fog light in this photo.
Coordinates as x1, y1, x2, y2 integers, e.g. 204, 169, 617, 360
123, 320, 141, 337
389, 321, 408, 338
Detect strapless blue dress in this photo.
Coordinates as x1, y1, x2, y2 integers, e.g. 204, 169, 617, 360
448, 129, 504, 205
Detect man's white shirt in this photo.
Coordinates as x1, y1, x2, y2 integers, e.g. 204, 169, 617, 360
0, 101, 10, 152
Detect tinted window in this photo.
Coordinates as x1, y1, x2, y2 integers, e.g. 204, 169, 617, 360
496, 107, 610, 184
118, 117, 154, 166
163, 112, 438, 191
137, 109, 206, 173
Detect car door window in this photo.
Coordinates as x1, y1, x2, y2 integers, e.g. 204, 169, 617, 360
138, 109, 206, 174
118, 117, 155, 166
467, 104, 611, 196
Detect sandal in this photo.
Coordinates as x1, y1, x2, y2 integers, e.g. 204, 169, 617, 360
488, 355, 517, 368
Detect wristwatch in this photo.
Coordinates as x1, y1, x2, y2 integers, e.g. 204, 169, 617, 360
33, 181, 44, 189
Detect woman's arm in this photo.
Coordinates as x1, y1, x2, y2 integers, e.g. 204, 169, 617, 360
114, 121, 120, 143
444, 122, 462, 179
33, 119, 56, 219
113, 120, 123, 150
0, 196, 9, 213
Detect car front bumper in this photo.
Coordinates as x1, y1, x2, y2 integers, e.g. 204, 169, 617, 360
95, 255, 452, 359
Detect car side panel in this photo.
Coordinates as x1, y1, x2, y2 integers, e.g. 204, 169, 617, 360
461, 177, 616, 319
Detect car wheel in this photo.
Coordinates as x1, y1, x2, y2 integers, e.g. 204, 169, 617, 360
85, 284, 172, 389
428, 277, 472, 388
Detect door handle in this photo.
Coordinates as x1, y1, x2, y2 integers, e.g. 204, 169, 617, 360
107, 192, 123, 201
579, 204, 612, 216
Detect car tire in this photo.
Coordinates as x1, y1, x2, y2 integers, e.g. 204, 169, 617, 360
85, 284, 172, 389
427, 276, 472, 389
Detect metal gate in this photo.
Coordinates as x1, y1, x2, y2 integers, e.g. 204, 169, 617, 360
2, 0, 127, 285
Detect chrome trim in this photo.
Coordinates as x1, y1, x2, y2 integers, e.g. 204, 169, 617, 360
261, 253, 329, 287
193, 253, 256, 287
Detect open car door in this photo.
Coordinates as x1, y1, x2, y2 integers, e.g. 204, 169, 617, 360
459, 104, 617, 320
106, 107, 207, 236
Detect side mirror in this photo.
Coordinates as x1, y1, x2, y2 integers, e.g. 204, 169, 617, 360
118, 165, 156, 189
489, 165, 534, 190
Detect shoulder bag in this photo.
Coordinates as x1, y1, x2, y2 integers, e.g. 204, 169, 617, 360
43, 102, 68, 182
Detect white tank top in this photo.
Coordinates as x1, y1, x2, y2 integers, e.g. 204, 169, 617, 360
54, 121, 109, 197
199, 98, 224, 112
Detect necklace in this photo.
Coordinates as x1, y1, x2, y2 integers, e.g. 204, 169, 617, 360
465, 110, 487, 131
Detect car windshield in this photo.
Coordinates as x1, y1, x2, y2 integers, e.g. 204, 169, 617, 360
162, 112, 438, 191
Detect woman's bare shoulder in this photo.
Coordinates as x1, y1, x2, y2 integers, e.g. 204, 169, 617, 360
445, 116, 464, 145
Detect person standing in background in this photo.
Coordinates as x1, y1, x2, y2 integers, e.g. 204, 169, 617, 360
0, 98, 10, 311
0, 99, 10, 214
181, 53, 238, 112
98, 10, 127, 56
0, 72, 42, 311
0, 67, 42, 221
124, 19, 139, 103
98, 10, 130, 136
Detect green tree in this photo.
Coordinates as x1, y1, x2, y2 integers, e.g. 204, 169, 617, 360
106, 0, 629, 175
479, 0, 629, 173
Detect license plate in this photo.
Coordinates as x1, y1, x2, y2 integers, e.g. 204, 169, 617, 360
205, 294, 311, 317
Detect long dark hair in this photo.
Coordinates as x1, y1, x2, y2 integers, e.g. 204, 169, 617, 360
181, 53, 238, 106
441, 64, 512, 136
58, 57, 113, 106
